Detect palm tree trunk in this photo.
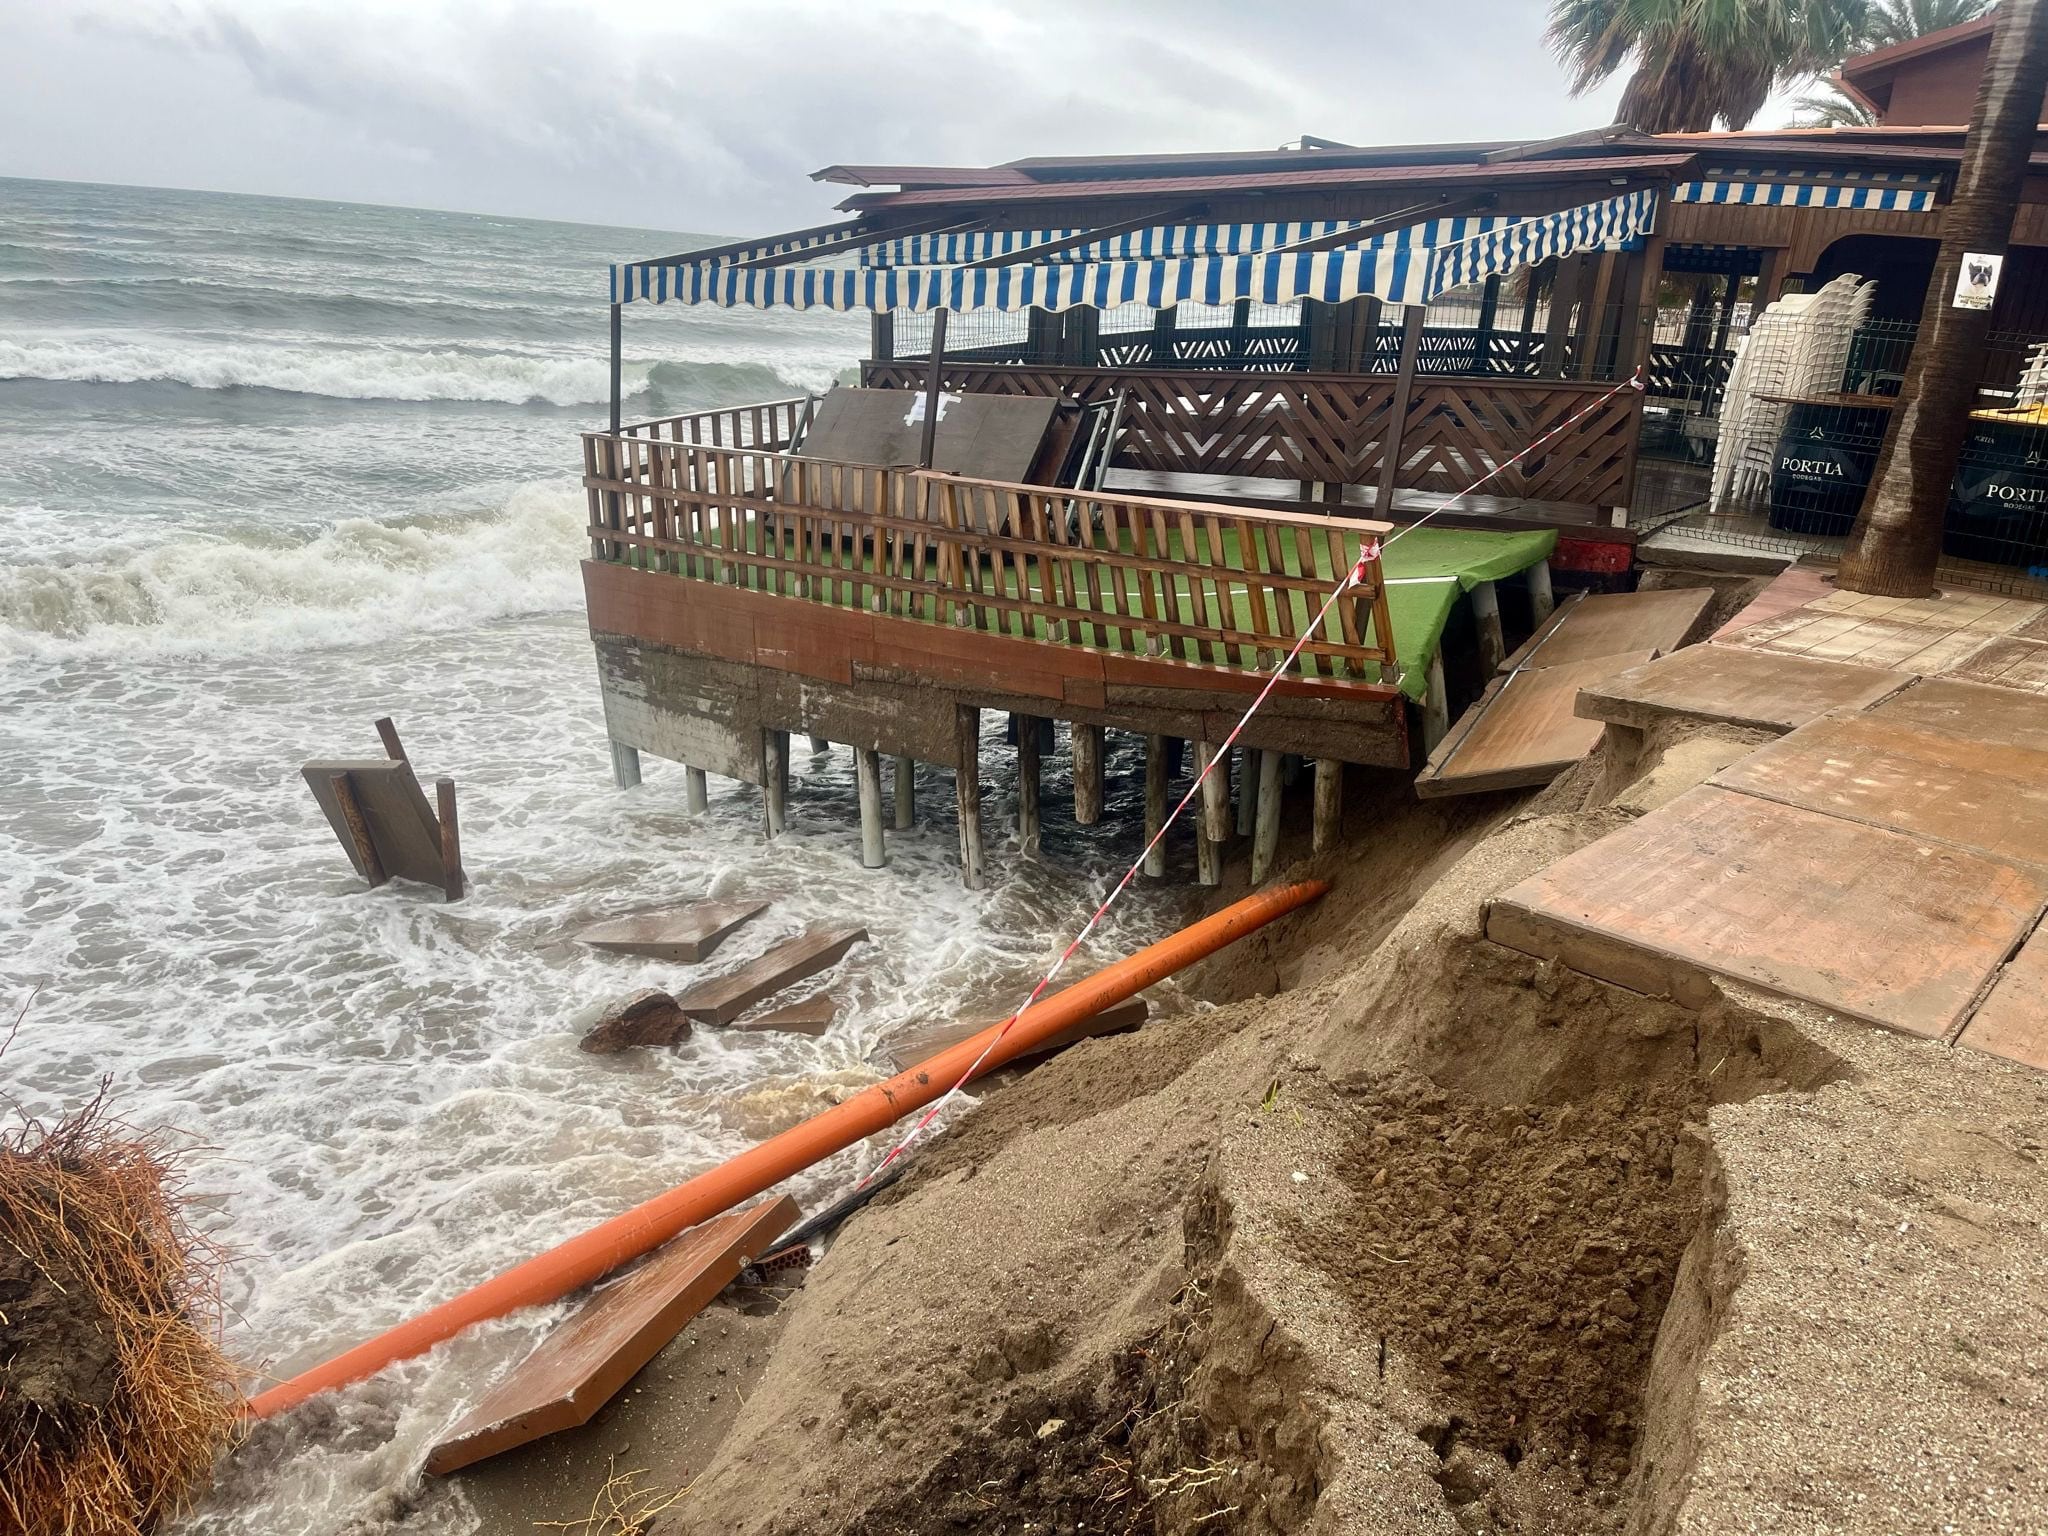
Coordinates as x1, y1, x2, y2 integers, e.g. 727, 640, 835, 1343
1838, 0, 2048, 596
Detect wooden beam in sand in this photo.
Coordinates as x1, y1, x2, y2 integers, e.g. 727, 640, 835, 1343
576, 900, 769, 964
424, 1197, 798, 1477
674, 927, 868, 1026
732, 995, 838, 1038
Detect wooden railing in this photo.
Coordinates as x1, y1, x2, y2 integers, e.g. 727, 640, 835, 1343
615, 396, 816, 450
580, 431, 1400, 682
861, 362, 1642, 510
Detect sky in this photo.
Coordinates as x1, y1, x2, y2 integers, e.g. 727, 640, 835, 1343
0, 0, 1656, 236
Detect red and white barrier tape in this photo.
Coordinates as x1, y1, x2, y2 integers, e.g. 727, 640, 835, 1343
856, 368, 1645, 1188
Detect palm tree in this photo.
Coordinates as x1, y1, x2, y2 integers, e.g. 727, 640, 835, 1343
1547, 0, 1869, 132
1838, 0, 2048, 595
1793, 82, 1880, 123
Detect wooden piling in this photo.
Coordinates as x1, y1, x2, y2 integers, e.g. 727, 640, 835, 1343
1073, 723, 1104, 827
436, 777, 465, 901
609, 742, 641, 791
1251, 749, 1283, 885
955, 707, 984, 889
855, 749, 886, 869
374, 717, 407, 763
1312, 760, 1342, 856
1527, 561, 1555, 624
1196, 829, 1222, 887
1471, 579, 1506, 674
1017, 714, 1042, 852
1143, 734, 1167, 877
763, 730, 789, 838
1423, 655, 1451, 752
1197, 743, 1232, 844
330, 771, 387, 888
685, 767, 708, 815
892, 754, 915, 829
1236, 744, 1261, 836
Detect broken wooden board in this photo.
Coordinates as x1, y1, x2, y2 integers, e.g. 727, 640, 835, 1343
1416, 651, 1657, 799
730, 995, 837, 1037
882, 996, 1149, 1075
426, 1197, 796, 1477
1487, 784, 2048, 1040
1710, 710, 2048, 867
1497, 587, 1715, 674
576, 900, 769, 964
302, 758, 444, 886
674, 927, 867, 1026
1574, 645, 1907, 735
1956, 928, 2048, 1071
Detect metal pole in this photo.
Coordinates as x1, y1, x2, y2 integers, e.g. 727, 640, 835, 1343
918, 307, 949, 469
608, 302, 623, 434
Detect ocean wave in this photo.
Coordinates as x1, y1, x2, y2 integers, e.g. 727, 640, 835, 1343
0, 482, 590, 659
0, 335, 622, 405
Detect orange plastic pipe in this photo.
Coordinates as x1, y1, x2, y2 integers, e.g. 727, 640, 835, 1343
245, 879, 1328, 1418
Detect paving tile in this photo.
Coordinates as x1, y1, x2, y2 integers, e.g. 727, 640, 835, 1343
1869, 677, 2048, 753
1577, 645, 1907, 734
1957, 929, 2048, 1070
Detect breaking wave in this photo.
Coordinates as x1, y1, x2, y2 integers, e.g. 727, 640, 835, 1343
0, 482, 589, 659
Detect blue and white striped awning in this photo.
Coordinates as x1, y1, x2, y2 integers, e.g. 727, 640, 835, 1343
612, 187, 1658, 314
1672, 170, 1938, 212
860, 215, 1518, 266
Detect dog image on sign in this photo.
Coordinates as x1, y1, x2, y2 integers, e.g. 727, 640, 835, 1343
1953, 251, 2003, 311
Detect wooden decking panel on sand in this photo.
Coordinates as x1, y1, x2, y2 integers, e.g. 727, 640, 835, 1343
426, 1197, 797, 1476
1499, 587, 1714, 673
1957, 929, 2048, 1070
674, 927, 867, 1025
1487, 784, 2048, 1039
883, 996, 1149, 1075
1868, 676, 2048, 754
576, 899, 769, 963
1416, 651, 1657, 798
1574, 644, 1906, 734
1711, 710, 2048, 866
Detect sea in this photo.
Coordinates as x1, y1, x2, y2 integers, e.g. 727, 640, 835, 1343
0, 176, 1190, 1532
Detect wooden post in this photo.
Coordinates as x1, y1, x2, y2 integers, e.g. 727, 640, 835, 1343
1542, 254, 1584, 377
917, 308, 949, 469
374, 717, 407, 763
436, 777, 465, 901
1251, 749, 1283, 885
1149, 305, 1178, 366
893, 754, 915, 829
856, 749, 886, 869
1374, 305, 1425, 515
1576, 251, 1619, 380
870, 311, 894, 364
1527, 561, 1555, 623
609, 741, 641, 790
330, 771, 386, 888
763, 730, 788, 838
1472, 274, 1501, 374
1471, 579, 1505, 674
1196, 829, 1222, 887
1235, 741, 1261, 836
685, 767, 708, 814
1312, 760, 1341, 856
1423, 654, 1451, 752
1073, 723, 1104, 826
1017, 715, 1042, 852
1755, 247, 1788, 309
608, 302, 623, 435
955, 706, 983, 890
1143, 734, 1167, 878
1196, 743, 1232, 843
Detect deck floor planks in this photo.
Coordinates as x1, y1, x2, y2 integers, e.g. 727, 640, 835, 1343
673, 926, 867, 1025
425, 1197, 797, 1476
1496, 586, 1715, 674
576, 900, 770, 963
1487, 784, 2048, 1039
1957, 929, 2048, 1071
1868, 676, 2048, 753
1709, 711, 2048, 867
1574, 644, 1908, 735
1417, 651, 1657, 797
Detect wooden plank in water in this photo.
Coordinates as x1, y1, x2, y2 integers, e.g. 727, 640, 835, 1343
1957, 929, 2048, 1069
1574, 645, 1908, 735
303, 758, 444, 886
1497, 587, 1714, 674
577, 900, 769, 964
882, 996, 1148, 1075
425, 1197, 797, 1477
1416, 650, 1657, 799
675, 927, 867, 1026
731, 995, 837, 1037
1711, 710, 2048, 867
1487, 785, 2048, 1040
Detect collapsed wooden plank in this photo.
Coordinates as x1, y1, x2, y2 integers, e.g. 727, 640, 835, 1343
1496, 586, 1713, 674
303, 759, 445, 886
576, 900, 770, 963
674, 927, 868, 1026
425, 1196, 798, 1477
731, 995, 838, 1037
882, 996, 1148, 1075
1415, 650, 1657, 798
